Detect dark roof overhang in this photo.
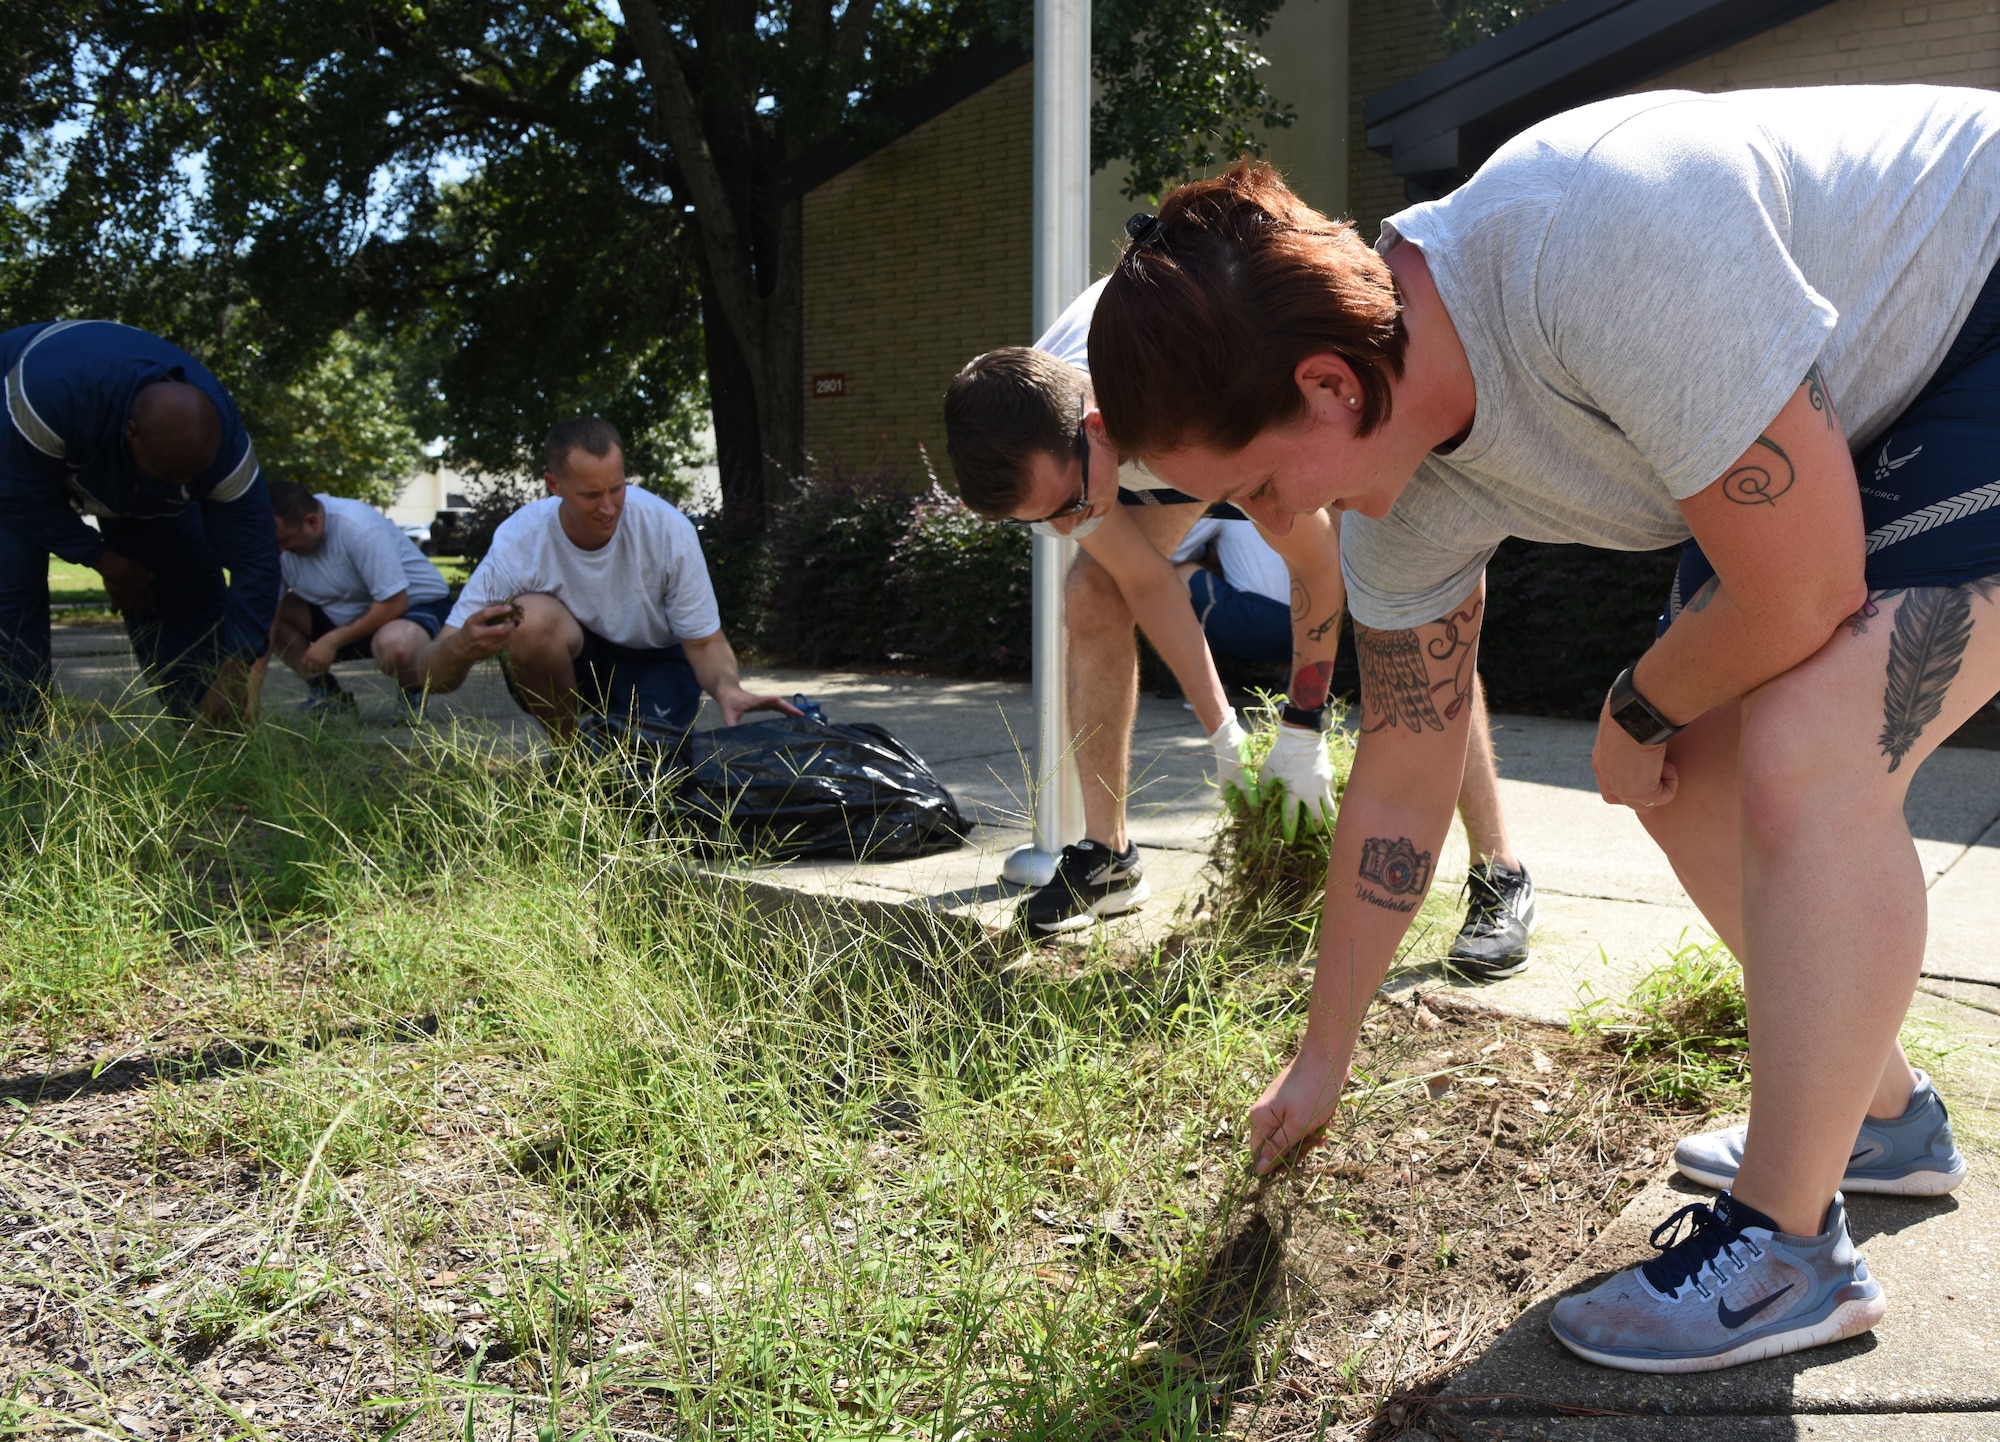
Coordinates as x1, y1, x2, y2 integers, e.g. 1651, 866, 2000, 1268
1363, 0, 1839, 202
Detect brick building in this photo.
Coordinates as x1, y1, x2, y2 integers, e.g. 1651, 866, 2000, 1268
800, 0, 1997, 488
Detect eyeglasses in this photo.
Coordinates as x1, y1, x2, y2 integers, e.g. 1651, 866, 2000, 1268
999, 418, 1092, 528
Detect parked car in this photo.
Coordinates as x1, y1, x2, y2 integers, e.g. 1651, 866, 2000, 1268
421, 508, 472, 557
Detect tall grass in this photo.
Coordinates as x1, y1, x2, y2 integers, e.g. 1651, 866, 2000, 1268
1, 702, 1310, 1437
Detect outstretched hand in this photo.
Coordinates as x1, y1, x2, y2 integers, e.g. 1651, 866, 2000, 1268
1245, 1047, 1348, 1175
718, 689, 805, 727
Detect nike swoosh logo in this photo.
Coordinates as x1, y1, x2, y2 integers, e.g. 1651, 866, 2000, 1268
1717, 1283, 1794, 1329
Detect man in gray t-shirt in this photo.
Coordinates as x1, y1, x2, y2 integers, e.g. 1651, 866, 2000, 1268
270, 480, 453, 713
1090, 85, 2000, 1375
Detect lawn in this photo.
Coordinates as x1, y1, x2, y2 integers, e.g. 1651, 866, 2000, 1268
2, 705, 1972, 1438
45, 555, 472, 612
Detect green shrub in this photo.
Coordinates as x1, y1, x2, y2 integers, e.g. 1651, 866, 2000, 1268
1479, 539, 1682, 718
761, 467, 918, 667
891, 485, 1031, 674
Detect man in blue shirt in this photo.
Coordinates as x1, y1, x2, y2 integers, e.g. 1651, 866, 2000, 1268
0, 320, 280, 730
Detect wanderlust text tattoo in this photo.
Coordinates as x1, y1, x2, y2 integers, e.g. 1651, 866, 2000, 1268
1290, 660, 1335, 709
1879, 586, 1975, 771
1307, 609, 1342, 644
1358, 835, 1433, 896
1805, 363, 1836, 432
1722, 435, 1796, 507
1355, 884, 1417, 914
1290, 579, 1309, 621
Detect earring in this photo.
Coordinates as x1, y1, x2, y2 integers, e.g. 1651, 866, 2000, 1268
1347, 396, 1360, 408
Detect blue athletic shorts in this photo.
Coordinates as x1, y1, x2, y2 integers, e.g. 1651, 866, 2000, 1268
1666, 258, 2000, 629
1188, 569, 1292, 667
502, 626, 702, 731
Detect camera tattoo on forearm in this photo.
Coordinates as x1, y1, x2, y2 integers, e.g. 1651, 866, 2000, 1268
1356, 835, 1434, 913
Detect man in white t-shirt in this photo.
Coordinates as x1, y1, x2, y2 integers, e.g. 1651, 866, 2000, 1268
945, 282, 1536, 970
269, 480, 453, 714
415, 416, 796, 739
1091, 86, 2000, 1372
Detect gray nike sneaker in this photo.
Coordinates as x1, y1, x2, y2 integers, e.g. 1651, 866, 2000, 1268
1550, 1192, 1884, 1373
1675, 1071, 1966, 1197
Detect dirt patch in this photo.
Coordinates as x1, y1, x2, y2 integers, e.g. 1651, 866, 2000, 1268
0, 986, 1695, 1438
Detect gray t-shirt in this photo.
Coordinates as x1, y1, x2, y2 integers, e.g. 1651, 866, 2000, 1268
1341, 85, 2000, 629
281, 494, 450, 627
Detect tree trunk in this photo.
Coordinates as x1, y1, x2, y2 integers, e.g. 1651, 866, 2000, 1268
751, 196, 805, 514
700, 278, 765, 531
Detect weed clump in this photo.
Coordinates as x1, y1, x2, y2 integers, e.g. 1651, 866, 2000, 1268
1212, 698, 1357, 914
1575, 933, 1749, 1109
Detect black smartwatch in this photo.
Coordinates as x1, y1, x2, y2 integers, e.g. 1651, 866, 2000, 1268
1606, 666, 1683, 747
1280, 702, 1328, 732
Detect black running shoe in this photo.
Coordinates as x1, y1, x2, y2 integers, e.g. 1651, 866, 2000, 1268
1445, 861, 1536, 979
1020, 841, 1150, 934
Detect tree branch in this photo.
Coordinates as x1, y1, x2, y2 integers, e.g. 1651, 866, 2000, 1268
618, 0, 763, 368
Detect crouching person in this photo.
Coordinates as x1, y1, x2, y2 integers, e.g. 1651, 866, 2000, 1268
414, 417, 798, 738
268, 480, 453, 716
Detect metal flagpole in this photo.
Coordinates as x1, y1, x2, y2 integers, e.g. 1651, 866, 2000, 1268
1002, 0, 1090, 889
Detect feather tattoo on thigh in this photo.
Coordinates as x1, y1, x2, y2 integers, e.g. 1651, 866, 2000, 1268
1879, 586, 1976, 771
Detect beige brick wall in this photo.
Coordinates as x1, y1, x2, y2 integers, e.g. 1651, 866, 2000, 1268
801, 66, 1033, 490
1347, 0, 1447, 243
1641, 0, 1999, 92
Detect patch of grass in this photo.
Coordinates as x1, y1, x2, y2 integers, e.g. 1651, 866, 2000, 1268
46, 558, 108, 608
1214, 698, 1358, 911
1574, 933, 1749, 1110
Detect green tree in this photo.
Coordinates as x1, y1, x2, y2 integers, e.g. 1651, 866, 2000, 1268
5, 0, 1294, 529
235, 328, 426, 508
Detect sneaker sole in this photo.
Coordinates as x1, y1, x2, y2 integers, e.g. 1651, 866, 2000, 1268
1551, 1292, 1886, 1374
1029, 877, 1151, 934
1676, 1155, 1968, 1197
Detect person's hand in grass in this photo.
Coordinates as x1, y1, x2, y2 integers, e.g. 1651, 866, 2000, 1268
1245, 1044, 1345, 1175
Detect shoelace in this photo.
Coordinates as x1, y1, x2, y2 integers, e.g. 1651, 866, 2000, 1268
1640, 1201, 1762, 1296
1459, 866, 1512, 933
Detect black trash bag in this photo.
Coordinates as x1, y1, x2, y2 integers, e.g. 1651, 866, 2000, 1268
576, 710, 969, 860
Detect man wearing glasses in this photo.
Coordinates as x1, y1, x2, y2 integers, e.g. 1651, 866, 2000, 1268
944, 279, 1535, 963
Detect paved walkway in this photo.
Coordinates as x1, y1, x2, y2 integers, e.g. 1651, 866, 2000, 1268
46, 626, 2000, 1433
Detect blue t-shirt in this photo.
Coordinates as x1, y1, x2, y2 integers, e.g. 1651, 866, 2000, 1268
1, 319, 279, 658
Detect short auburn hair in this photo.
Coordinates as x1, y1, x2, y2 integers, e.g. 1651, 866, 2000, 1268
1090, 162, 1408, 458
942, 347, 1089, 518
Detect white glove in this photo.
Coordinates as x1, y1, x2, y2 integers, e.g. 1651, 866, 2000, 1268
1260, 723, 1335, 841
1208, 713, 1249, 801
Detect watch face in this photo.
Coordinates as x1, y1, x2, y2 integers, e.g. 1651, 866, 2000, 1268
1612, 696, 1668, 746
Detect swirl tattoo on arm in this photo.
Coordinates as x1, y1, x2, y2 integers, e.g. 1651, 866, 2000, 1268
1721, 435, 1796, 507
1805, 363, 1836, 432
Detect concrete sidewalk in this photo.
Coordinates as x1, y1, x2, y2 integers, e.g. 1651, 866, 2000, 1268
47, 626, 2000, 1433
48, 624, 2000, 996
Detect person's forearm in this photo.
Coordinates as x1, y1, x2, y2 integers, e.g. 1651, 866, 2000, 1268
1301, 738, 1467, 1069
1126, 572, 1230, 734
681, 633, 742, 699
417, 633, 480, 693
1631, 580, 1856, 725
323, 596, 408, 654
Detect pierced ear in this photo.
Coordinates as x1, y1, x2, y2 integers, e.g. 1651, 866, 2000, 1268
1294, 353, 1362, 415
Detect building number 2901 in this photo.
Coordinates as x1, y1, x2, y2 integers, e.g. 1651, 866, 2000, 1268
811, 374, 846, 398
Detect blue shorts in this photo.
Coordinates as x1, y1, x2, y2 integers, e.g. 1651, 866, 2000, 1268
1188, 569, 1292, 667
1667, 258, 2000, 629
305, 594, 453, 661
504, 626, 702, 731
